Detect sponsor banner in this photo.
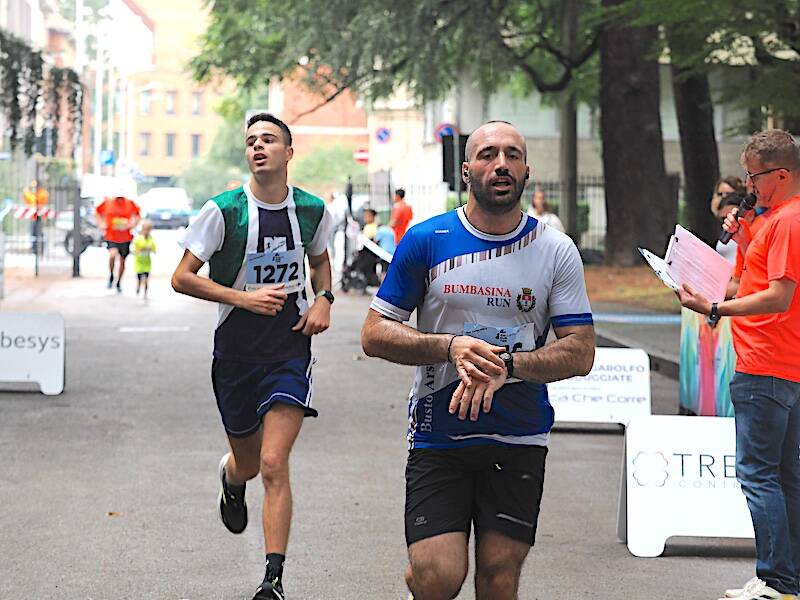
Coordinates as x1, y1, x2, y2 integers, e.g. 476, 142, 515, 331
0, 232, 5, 300
0, 312, 65, 395
617, 415, 753, 557
550, 347, 651, 425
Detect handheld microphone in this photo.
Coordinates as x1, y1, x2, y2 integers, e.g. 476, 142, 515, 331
719, 192, 757, 244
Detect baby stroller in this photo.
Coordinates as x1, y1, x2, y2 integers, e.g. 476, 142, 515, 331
341, 247, 381, 294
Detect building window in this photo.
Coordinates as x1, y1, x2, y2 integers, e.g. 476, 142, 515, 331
166, 90, 177, 115
139, 90, 151, 115
191, 134, 202, 157
166, 133, 176, 157
139, 132, 151, 157
191, 92, 202, 116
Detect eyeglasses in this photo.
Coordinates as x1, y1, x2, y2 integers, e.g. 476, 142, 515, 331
745, 166, 790, 182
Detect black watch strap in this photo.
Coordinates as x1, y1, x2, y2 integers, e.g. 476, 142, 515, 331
500, 352, 514, 378
710, 302, 720, 322
316, 290, 335, 305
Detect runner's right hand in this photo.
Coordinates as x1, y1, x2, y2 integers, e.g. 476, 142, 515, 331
238, 284, 287, 316
449, 336, 505, 388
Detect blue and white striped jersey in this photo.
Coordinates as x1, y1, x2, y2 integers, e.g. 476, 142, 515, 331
371, 206, 593, 449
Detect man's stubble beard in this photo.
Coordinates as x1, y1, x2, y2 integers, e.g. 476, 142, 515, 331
469, 171, 525, 215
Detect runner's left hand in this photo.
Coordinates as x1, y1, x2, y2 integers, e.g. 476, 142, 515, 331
292, 297, 331, 336
449, 367, 507, 421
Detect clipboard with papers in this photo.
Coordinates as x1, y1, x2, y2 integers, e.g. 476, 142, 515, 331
638, 225, 733, 303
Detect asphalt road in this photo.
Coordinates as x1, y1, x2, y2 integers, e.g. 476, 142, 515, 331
0, 230, 753, 600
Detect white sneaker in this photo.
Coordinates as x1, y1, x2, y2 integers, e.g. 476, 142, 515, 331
721, 577, 797, 600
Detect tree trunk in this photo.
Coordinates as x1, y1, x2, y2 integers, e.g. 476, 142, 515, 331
559, 0, 579, 241
669, 29, 720, 247
600, 1, 671, 266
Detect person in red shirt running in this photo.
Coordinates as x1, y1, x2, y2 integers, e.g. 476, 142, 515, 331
680, 129, 800, 600
96, 195, 140, 293
389, 188, 413, 244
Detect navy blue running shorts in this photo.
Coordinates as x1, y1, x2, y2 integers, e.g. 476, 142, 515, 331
211, 356, 317, 438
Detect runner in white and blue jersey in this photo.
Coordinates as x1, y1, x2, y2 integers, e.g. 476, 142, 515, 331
172, 114, 334, 600
362, 121, 595, 600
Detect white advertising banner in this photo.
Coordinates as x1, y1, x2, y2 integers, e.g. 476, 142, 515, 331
617, 415, 754, 557
549, 347, 651, 425
0, 312, 65, 395
0, 232, 5, 300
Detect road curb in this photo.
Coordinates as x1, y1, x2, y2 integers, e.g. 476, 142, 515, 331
596, 329, 679, 381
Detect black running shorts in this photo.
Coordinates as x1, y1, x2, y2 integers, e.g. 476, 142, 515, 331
405, 444, 547, 547
105, 240, 131, 258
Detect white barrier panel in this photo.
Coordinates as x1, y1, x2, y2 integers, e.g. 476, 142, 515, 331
549, 347, 651, 425
617, 415, 753, 557
0, 312, 65, 395
0, 231, 5, 300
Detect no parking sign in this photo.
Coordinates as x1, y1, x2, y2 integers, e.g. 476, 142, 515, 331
435, 122, 459, 143
375, 127, 391, 143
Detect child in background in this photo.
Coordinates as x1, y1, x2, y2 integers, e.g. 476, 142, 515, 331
132, 220, 156, 298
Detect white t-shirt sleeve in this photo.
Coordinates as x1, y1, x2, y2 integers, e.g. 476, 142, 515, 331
306, 206, 334, 257
549, 239, 593, 327
178, 201, 224, 262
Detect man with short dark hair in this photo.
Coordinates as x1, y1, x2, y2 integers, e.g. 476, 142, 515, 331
389, 187, 413, 244
680, 129, 800, 600
172, 113, 334, 600
361, 120, 595, 600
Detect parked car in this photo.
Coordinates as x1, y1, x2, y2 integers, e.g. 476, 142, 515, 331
138, 187, 192, 229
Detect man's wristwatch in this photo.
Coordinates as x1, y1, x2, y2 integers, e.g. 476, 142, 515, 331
709, 302, 721, 324
498, 351, 514, 379
315, 290, 335, 305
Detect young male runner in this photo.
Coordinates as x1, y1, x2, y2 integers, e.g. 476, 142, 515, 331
172, 113, 334, 600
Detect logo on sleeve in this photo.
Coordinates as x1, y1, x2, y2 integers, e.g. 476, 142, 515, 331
516, 287, 536, 312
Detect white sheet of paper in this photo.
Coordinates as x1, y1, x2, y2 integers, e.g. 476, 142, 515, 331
638, 247, 679, 291
639, 225, 733, 302
667, 225, 733, 302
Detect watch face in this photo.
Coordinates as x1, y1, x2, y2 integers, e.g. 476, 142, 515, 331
499, 351, 512, 361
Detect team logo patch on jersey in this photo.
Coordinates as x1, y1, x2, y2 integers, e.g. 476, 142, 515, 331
516, 287, 536, 312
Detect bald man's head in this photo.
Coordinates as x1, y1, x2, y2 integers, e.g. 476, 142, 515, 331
462, 120, 529, 215
465, 121, 527, 162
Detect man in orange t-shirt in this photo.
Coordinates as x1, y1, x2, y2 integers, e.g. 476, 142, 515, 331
679, 129, 800, 599
96, 195, 140, 293
389, 188, 413, 244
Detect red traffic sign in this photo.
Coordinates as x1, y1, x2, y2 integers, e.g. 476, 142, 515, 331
353, 148, 369, 165
434, 122, 459, 143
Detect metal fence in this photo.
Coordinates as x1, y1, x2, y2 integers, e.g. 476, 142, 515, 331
1, 179, 81, 275
346, 173, 683, 264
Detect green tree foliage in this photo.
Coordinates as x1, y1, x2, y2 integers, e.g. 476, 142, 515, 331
620, 0, 800, 129
178, 159, 244, 207
192, 0, 600, 102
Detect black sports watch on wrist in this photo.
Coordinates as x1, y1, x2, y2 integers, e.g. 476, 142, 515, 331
709, 302, 721, 323
315, 290, 335, 305
498, 351, 514, 379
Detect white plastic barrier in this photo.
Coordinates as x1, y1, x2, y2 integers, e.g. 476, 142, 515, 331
617, 415, 754, 557
550, 347, 651, 425
0, 312, 65, 395
0, 231, 5, 300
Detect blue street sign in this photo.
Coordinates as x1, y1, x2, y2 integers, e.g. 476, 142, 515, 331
100, 150, 115, 166
434, 122, 459, 143
375, 127, 391, 143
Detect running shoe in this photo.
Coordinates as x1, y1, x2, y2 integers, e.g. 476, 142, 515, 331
253, 576, 284, 600
721, 577, 797, 599
107, 274, 113, 289
217, 453, 248, 534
